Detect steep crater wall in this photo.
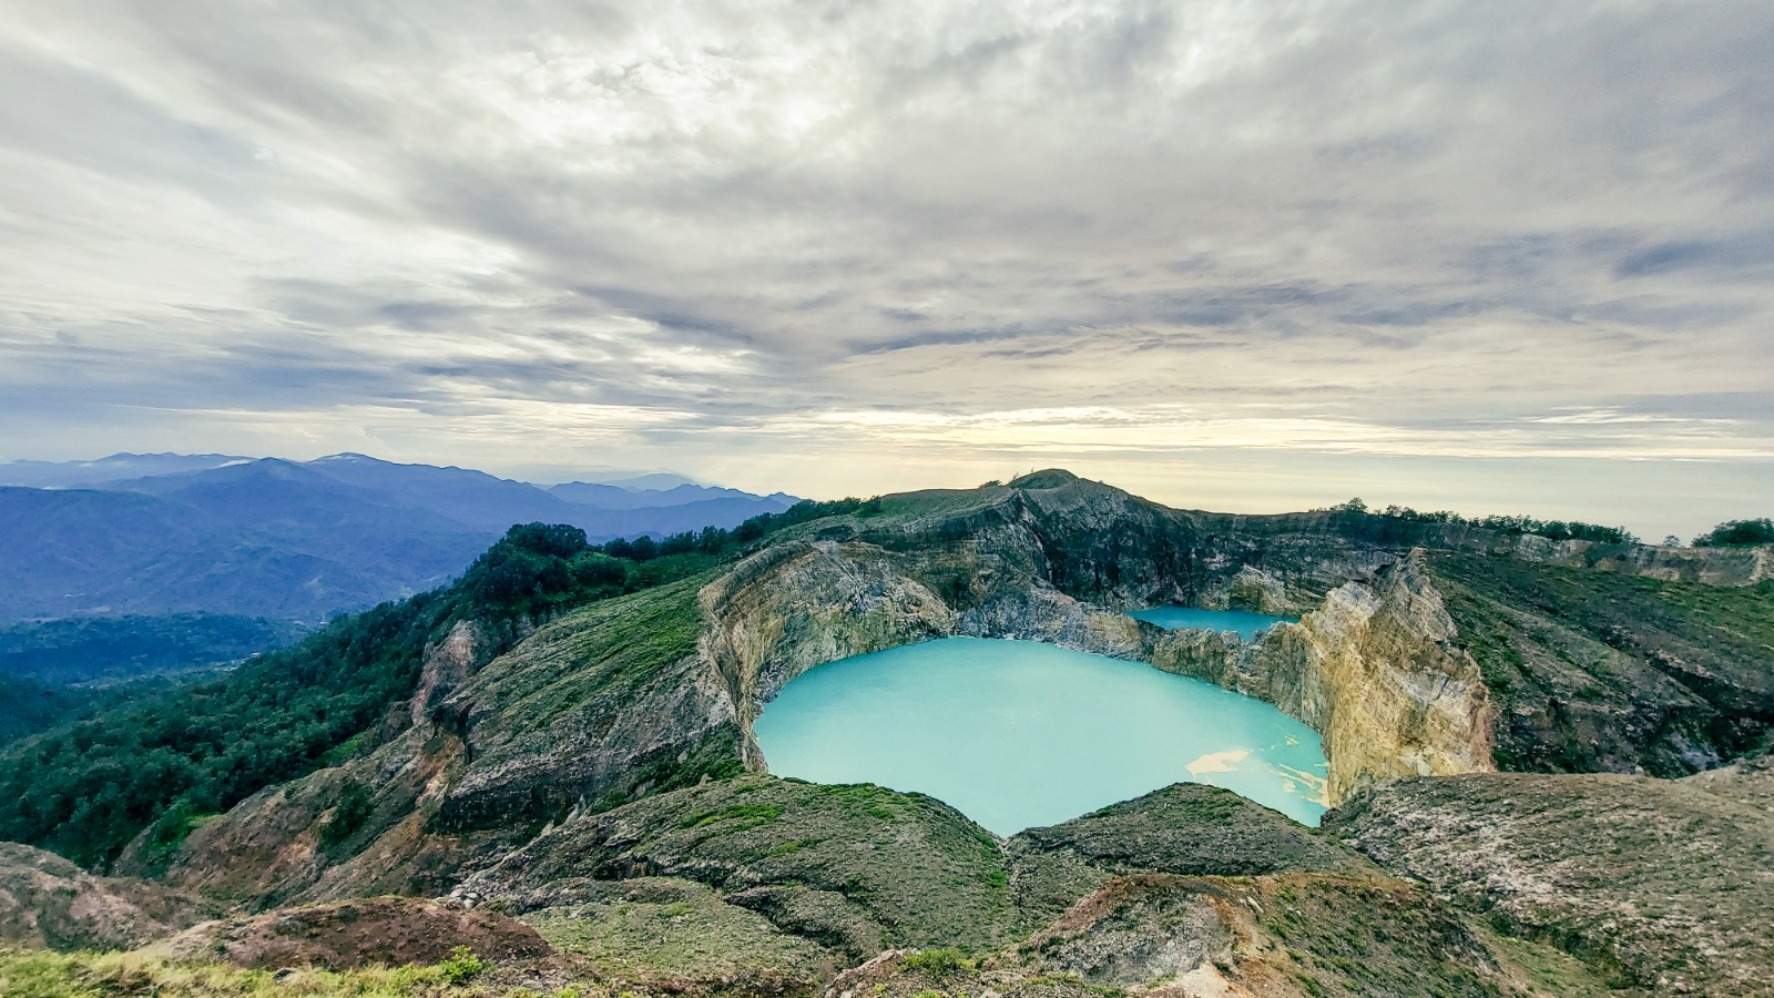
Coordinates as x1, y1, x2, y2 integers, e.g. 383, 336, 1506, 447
698, 526, 1494, 807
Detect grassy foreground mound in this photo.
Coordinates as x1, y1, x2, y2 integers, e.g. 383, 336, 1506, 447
463, 775, 1019, 957
0, 773, 1665, 996
1010, 783, 1371, 880
441, 776, 1620, 997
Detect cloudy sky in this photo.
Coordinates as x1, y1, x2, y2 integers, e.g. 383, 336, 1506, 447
1, 1, 1769, 536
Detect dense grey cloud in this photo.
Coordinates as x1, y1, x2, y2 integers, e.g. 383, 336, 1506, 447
0, 0, 1770, 534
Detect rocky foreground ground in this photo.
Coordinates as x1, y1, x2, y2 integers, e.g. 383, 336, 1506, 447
5, 765, 1772, 996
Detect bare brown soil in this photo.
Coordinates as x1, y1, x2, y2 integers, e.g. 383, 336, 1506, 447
152, 896, 551, 971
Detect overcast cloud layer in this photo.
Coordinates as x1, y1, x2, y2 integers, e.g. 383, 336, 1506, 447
1, 1, 1770, 536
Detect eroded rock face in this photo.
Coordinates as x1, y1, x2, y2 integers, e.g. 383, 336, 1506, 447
1286, 553, 1495, 802
1520, 535, 1774, 586
1135, 552, 1496, 804
1326, 772, 1774, 995
410, 619, 484, 727
1022, 875, 1238, 989
136, 622, 501, 907
149, 728, 474, 908
699, 541, 959, 768
0, 842, 217, 951
434, 577, 739, 832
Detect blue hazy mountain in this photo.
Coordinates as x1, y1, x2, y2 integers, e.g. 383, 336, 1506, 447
0, 453, 799, 624
0, 452, 250, 488
550, 480, 800, 511
589, 471, 701, 491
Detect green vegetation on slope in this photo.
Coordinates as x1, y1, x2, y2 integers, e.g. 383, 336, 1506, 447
1012, 783, 1371, 880
431, 573, 747, 833
1429, 553, 1774, 775
0, 523, 718, 869
0, 589, 455, 868
0, 947, 556, 998
524, 876, 836, 992
0, 615, 315, 748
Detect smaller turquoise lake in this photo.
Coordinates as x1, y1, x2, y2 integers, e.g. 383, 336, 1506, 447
1129, 606, 1298, 640
755, 636, 1328, 835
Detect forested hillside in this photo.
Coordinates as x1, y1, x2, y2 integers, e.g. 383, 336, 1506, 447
0, 500, 863, 869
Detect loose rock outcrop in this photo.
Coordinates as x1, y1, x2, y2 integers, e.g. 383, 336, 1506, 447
0, 842, 217, 951
147, 896, 552, 971
1326, 771, 1774, 995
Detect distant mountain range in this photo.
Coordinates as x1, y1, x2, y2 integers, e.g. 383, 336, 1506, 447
0, 452, 253, 488
0, 453, 798, 624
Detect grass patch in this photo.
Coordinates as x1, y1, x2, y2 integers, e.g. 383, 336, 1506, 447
0, 946, 495, 996
438, 946, 487, 985
901, 948, 974, 976
680, 803, 784, 831
524, 877, 830, 989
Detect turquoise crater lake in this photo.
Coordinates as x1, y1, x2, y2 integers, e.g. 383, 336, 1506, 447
754, 635, 1328, 835
1128, 606, 1298, 639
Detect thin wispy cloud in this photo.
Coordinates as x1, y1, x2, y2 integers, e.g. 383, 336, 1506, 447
0, 1, 1769, 533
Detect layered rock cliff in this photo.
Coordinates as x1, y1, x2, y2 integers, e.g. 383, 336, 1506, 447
1147, 552, 1495, 802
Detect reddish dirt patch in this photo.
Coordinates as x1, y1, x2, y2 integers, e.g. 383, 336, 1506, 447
157, 896, 551, 970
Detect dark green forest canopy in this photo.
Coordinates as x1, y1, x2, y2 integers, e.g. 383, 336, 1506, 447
1694, 518, 1774, 548
1323, 498, 1640, 545
0, 675, 125, 745
0, 613, 309, 687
